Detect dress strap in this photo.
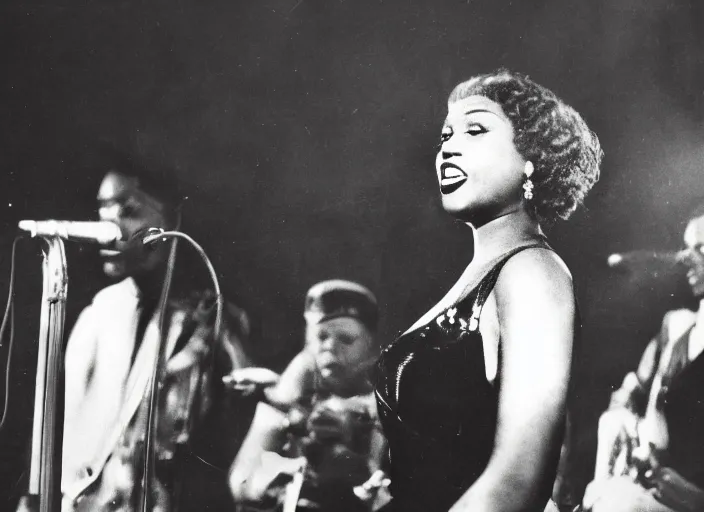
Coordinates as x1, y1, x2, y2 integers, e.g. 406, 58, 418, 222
466, 241, 552, 332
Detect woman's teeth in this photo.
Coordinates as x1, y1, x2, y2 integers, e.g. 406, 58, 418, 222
441, 175, 466, 186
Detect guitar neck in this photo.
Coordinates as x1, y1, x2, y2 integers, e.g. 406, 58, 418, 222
281, 464, 306, 512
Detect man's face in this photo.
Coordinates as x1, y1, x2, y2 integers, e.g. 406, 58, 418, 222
683, 215, 704, 299
96, 171, 173, 280
306, 317, 375, 391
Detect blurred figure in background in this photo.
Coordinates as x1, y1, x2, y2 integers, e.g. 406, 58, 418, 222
583, 213, 704, 512
227, 280, 388, 512
17, 148, 255, 511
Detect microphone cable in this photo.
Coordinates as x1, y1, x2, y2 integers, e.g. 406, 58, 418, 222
141, 230, 223, 342
0, 237, 20, 432
140, 231, 178, 512
139, 228, 226, 510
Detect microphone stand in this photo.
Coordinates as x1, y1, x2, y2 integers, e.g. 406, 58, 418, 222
28, 236, 68, 512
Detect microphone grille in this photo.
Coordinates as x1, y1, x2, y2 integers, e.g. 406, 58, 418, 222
607, 253, 623, 268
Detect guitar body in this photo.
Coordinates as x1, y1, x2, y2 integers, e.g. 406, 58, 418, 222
593, 314, 695, 483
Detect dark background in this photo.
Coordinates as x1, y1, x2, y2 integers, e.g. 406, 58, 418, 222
1, 0, 703, 507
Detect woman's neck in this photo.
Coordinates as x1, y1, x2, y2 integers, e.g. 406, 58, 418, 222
403, 208, 543, 335
469, 208, 543, 265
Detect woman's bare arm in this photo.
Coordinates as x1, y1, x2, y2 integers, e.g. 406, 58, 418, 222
450, 248, 574, 512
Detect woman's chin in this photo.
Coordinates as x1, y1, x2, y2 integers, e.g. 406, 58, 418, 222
441, 196, 519, 227
441, 198, 474, 221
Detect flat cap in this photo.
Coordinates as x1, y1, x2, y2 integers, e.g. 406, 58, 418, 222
304, 280, 378, 331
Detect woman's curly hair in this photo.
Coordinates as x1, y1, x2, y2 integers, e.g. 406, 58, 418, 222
448, 69, 603, 224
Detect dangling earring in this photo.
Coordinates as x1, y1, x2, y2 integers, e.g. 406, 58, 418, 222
522, 161, 534, 200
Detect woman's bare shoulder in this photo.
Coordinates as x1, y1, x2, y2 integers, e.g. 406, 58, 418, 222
495, 247, 574, 302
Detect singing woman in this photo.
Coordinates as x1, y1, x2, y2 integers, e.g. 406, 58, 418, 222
375, 69, 602, 512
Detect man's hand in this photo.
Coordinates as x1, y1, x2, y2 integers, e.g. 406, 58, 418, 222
223, 368, 280, 396
609, 372, 643, 411
241, 452, 306, 505
648, 467, 704, 512
354, 470, 392, 511
15, 495, 38, 512
583, 476, 674, 512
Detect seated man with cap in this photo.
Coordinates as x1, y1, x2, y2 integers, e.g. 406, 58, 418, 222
582, 213, 704, 512
227, 280, 388, 512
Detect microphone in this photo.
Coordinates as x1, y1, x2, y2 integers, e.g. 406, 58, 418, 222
18, 220, 123, 244
607, 249, 690, 269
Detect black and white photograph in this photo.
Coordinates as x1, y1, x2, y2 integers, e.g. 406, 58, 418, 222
0, 1, 703, 511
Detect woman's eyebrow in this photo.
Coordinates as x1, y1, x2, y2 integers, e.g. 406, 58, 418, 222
464, 108, 501, 118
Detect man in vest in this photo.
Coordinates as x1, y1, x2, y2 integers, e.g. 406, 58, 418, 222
583, 213, 704, 512
19, 148, 253, 511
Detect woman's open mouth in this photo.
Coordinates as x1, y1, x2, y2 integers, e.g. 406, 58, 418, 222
439, 163, 468, 195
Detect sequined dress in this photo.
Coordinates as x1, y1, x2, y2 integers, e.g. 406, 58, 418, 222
375, 244, 566, 512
